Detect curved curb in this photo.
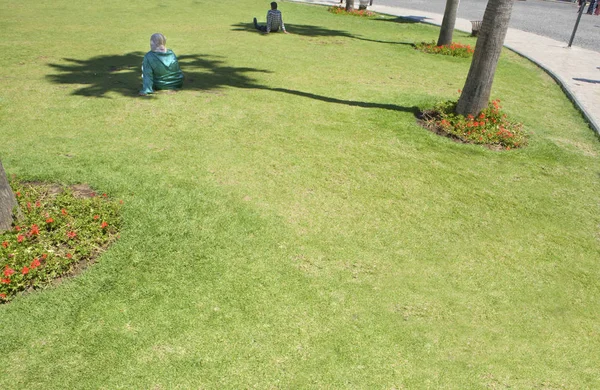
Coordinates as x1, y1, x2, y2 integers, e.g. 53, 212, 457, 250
501, 44, 600, 136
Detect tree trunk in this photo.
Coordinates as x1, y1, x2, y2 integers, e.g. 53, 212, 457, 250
455, 0, 514, 116
437, 0, 460, 46
346, 0, 355, 12
0, 161, 18, 232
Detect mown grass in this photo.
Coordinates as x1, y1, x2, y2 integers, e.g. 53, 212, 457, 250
1, 0, 600, 388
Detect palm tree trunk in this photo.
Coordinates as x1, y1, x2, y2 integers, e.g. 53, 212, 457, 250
437, 0, 460, 46
0, 161, 18, 232
346, 0, 355, 12
456, 0, 514, 116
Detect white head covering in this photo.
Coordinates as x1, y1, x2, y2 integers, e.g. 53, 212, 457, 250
150, 33, 167, 53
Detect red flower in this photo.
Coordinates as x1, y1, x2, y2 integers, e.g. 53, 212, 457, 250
46, 218, 54, 224
30, 224, 40, 235
14, 226, 21, 231
17, 235, 25, 243
0, 279, 9, 285
27, 202, 32, 209
0, 293, 6, 299
67, 231, 77, 239
93, 215, 100, 220
31, 258, 41, 268
1, 241, 8, 248
61, 208, 68, 215
21, 266, 29, 275
66, 253, 73, 259
119, 200, 124, 204
4, 267, 15, 277
15, 191, 21, 197
35, 201, 41, 208
90, 192, 96, 197
41, 253, 47, 260
101, 221, 108, 229
102, 193, 107, 198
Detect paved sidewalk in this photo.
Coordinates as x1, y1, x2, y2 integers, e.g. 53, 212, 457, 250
290, 0, 600, 134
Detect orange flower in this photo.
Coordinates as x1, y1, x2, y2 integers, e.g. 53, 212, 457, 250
101, 221, 109, 229
4, 267, 15, 277
21, 266, 29, 275
31, 258, 41, 269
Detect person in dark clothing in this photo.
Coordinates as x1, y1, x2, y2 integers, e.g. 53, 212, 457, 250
587, 0, 597, 14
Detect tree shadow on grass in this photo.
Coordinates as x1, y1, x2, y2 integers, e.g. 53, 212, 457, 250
374, 16, 428, 24
45, 52, 417, 112
46, 52, 271, 98
266, 87, 418, 113
231, 22, 415, 46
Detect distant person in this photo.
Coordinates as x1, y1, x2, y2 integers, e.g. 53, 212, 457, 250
587, 0, 597, 14
139, 33, 184, 96
253, 2, 289, 34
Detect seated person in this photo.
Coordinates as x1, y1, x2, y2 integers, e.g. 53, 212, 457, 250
253, 2, 289, 34
139, 33, 184, 95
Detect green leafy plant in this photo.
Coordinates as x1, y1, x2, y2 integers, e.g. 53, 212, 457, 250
0, 180, 122, 302
416, 41, 474, 57
327, 5, 375, 17
420, 99, 527, 149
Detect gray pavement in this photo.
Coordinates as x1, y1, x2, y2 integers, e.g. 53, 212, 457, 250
290, 0, 600, 134
376, 0, 600, 53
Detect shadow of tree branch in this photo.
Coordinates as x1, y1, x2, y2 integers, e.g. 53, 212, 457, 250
46, 52, 271, 98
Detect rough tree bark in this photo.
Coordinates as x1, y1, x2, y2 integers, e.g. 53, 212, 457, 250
345, 0, 355, 12
456, 0, 514, 116
0, 161, 18, 232
437, 0, 460, 46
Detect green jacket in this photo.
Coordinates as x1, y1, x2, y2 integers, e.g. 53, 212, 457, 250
140, 49, 184, 94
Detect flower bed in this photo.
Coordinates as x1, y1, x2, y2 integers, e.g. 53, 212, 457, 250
416, 41, 474, 57
0, 180, 122, 302
327, 6, 375, 17
419, 99, 527, 150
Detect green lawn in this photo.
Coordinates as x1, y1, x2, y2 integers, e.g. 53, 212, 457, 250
1, 0, 600, 388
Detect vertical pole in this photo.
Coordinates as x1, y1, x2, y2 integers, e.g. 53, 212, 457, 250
569, 2, 586, 47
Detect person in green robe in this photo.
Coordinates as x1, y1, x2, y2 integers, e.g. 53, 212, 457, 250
139, 33, 184, 96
